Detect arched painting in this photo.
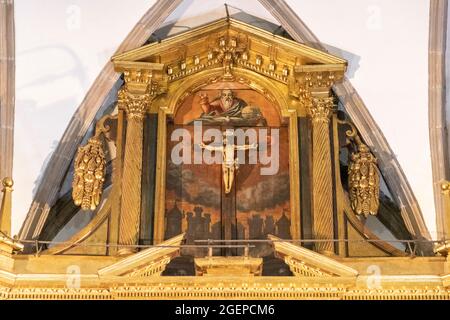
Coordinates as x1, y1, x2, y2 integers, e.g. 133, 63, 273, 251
165, 82, 291, 257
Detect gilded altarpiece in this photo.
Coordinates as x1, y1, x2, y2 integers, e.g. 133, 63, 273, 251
1, 18, 446, 300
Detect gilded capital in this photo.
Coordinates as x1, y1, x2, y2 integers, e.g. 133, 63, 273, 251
118, 88, 152, 120
308, 97, 335, 123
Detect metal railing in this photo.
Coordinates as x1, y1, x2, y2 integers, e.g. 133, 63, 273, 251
12, 237, 445, 257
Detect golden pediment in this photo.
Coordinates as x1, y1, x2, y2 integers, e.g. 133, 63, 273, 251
112, 18, 346, 88
269, 235, 359, 277
97, 234, 184, 277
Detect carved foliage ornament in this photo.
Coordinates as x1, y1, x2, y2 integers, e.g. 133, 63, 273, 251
339, 120, 380, 217
166, 35, 289, 83
215, 37, 244, 78
309, 97, 335, 122
348, 144, 380, 217
293, 71, 338, 104
72, 115, 115, 211
72, 137, 106, 211
118, 87, 154, 120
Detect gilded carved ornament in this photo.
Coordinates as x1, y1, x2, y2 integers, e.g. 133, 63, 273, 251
292, 71, 337, 94
72, 115, 116, 211
269, 235, 359, 277
165, 36, 246, 82
117, 67, 167, 118
442, 181, 450, 196
309, 97, 335, 122
165, 35, 291, 83
284, 256, 333, 277
118, 87, 153, 120
125, 255, 172, 277
338, 119, 380, 217
213, 36, 245, 79
349, 144, 380, 217
288, 70, 343, 117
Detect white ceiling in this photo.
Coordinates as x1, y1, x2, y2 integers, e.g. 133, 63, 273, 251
13, 0, 436, 237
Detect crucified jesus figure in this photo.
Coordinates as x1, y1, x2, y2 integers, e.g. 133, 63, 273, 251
199, 131, 258, 194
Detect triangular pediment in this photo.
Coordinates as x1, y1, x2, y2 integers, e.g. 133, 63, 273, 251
112, 18, 346, 79
269, 235, 358, 277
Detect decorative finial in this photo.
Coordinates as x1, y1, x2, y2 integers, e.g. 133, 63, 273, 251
441, 181, 450, 193
2, 177, 13, 189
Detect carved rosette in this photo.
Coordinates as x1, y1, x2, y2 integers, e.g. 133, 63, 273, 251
72, 136, 106, 211
348, 144, 380, 217
309, 97, 334, 123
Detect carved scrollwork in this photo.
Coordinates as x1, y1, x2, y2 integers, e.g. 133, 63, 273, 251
72, 115, 116, 211
338, 120, 380, 217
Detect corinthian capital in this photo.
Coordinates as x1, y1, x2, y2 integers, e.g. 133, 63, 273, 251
308, 97, 335, 123
118, 87, 152, 120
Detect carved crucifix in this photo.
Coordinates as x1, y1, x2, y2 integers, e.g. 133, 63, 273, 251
199, 130, 257, 256
199, 131, 258, 194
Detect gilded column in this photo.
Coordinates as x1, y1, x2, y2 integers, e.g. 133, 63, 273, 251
117, 87, 152, 255
309, 96, 335, 253
112, 63, 165, 256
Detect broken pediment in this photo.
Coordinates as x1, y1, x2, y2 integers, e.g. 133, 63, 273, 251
97, 234, 184, 277
269, 235, 359, 277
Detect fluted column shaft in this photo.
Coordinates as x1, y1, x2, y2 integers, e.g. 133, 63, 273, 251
309, 97, 335, 253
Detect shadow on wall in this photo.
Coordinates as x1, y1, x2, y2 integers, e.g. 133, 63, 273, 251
15, 45, 88, 206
